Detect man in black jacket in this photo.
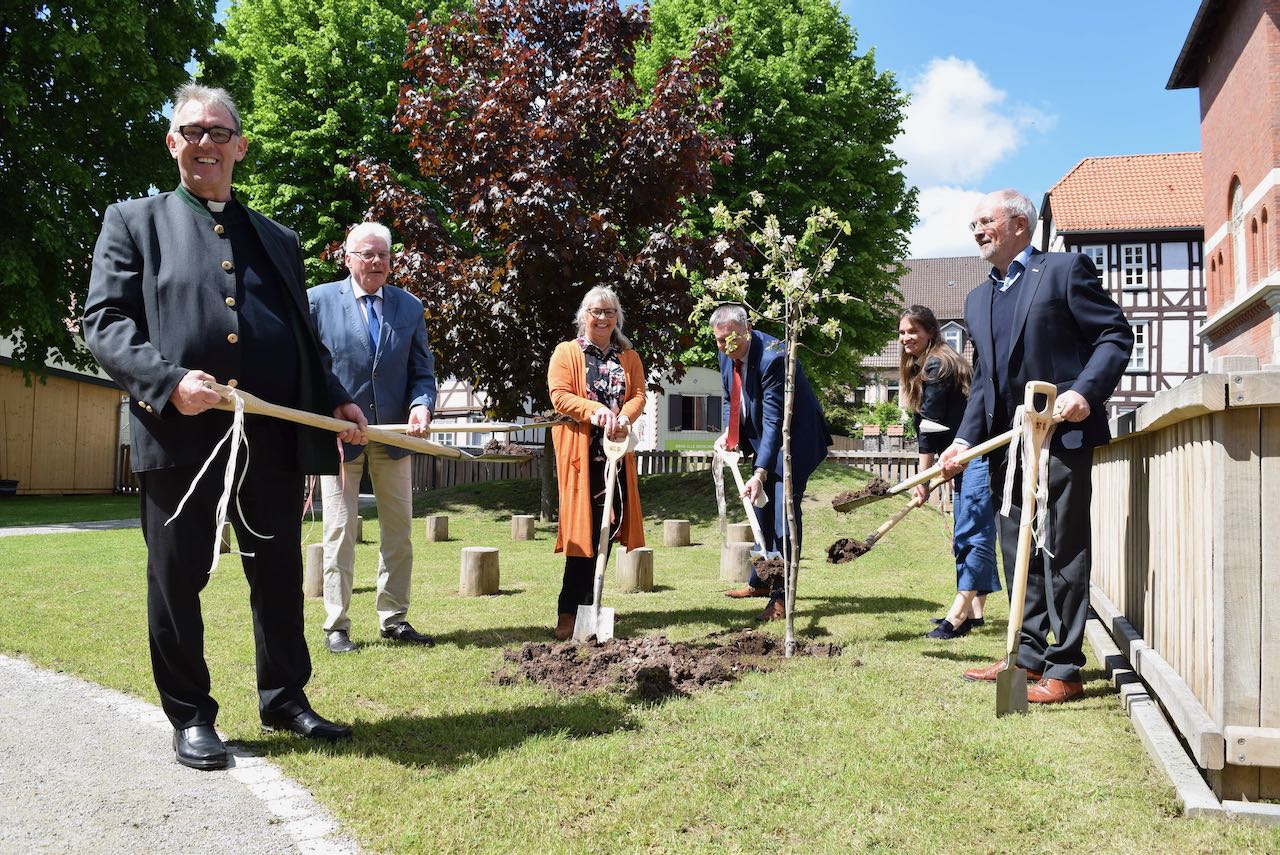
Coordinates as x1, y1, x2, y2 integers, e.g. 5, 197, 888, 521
940, 189, 1132, 704
84, 83, 367, 769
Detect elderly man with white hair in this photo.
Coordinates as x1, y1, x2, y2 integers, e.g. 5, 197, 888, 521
308, 221, 438, 654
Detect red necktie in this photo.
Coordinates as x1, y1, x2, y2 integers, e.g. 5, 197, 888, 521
727, 359, 742, 450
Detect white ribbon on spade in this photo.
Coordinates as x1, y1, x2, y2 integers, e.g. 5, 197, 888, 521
163, 390, 271, 574
998, 404, 1058, 556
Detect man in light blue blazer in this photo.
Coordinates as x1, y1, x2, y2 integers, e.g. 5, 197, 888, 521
308, 222, 438, 653
712, 303, 832, 621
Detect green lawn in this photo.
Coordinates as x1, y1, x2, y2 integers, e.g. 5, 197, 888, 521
0, 465, 1273, 854
0, 493, 140, 527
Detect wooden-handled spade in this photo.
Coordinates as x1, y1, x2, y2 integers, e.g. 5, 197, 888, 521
833, 408, 1064, 514
996, 380, 1058, 718
573, 425, 638, 643
863, 474, 947, 549
716, 440, 770, 555
204, 382, 534, 462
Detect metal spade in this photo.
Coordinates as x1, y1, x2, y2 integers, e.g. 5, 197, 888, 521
573, 425, 637, 643
996, 380, 1058, 717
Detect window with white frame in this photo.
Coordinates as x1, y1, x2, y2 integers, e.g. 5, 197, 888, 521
1081, 245, 1106, 286
1120, 244, 1147, 288
941, 323, 964, 354
1127, 321, 1149, 372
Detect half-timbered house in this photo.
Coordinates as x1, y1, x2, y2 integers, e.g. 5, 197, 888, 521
1040, 152, 1207, 416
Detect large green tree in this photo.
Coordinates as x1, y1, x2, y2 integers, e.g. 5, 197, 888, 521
204, 0, 445, 285
637, 0, 916, 392
0, 1, 216, 374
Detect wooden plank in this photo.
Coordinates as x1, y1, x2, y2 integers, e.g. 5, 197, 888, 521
0, 367, 35, 486
1119, 372, 1228, 437
1230, 369, 1280, 408
1262, 405, 1280, 798
73, 385, 121, 492
1091, 584, 1226, 769
28, 375, 81, 492
1223, 726, 1280, 768
1211, 408, 1262, 799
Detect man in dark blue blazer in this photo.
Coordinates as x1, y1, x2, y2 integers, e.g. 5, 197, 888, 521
84, 84, 365, 770
308, 222, 437, 654
711, 303, 832, 620
940, 189, 1133, 704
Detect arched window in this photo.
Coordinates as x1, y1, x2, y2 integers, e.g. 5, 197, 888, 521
1230, 178, 1246, 296
1252, 217, 1260, 281
1263, 208, 1271, 274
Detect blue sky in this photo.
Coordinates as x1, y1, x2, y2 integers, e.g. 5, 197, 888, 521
840, 1, 1204, 257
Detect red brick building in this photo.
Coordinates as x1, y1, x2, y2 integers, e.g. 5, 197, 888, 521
1168, 0, 1280, 367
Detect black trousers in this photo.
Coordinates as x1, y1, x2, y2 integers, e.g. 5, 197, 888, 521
988, 447, 1093, 681
139, 433, 311, 728
557, 456, 623, 616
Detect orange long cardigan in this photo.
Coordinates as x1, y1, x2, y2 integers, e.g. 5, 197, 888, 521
548, 339, 647, 557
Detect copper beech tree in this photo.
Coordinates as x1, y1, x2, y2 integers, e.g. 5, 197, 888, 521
355, 0, 732, 421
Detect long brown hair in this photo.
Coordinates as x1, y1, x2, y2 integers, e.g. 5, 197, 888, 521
898, 305, 970, 413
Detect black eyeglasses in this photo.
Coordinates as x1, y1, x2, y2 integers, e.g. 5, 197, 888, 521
586, 308, 618, 318
177, 124, 239, 144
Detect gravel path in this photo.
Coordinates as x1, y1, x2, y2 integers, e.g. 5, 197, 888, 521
0, 656, 358, 854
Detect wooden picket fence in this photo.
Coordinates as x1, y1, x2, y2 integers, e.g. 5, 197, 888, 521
1090, 362, 1280, 802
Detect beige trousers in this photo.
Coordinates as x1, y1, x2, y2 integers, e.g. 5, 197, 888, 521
320, 442, 415, 633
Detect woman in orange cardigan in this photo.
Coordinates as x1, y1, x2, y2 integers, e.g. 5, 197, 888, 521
547, 286, 647, 640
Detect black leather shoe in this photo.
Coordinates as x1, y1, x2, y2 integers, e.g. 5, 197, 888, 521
931, 616, 984, 627
380, 621, 435, 646
260, 709, 352, 741
326, 629, 357, 654
925, 618, 974, 639
173, 724, 228, 770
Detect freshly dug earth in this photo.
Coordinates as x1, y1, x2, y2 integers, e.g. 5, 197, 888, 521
496, 631, 845, 700
752, 555, 787, 585
482, 437, 529, 455
827, 538, 871, 564
831, 477, 891, 511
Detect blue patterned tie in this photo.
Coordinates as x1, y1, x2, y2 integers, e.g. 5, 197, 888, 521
363, 294, 380, 354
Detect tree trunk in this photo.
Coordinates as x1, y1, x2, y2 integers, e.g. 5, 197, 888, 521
540, 431, 557, 522
783, 336, 800, 658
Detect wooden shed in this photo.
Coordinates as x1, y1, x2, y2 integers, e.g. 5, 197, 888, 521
0, 360, 123, 495
1091, 356, 1279, 802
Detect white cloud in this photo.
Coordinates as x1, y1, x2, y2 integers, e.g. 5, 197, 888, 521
894, 57, 1055, 258
894, 56, 1055, 187
908, 186, 986, 258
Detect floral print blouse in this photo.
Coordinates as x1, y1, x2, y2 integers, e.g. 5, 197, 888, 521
577, 336, 626, 464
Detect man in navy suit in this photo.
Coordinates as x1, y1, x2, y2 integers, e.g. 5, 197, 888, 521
308, 222, 438, 654
84, 83, 364, 770
940, 189, 1132, 704
711, 303, 832, 621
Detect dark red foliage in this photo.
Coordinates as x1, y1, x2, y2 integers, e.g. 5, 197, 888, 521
355, 0, 731, 417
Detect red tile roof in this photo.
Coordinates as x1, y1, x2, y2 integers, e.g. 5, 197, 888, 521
1045, 153, 1203, 233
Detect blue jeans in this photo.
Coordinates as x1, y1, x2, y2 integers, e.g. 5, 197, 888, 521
952, 455, 999, 594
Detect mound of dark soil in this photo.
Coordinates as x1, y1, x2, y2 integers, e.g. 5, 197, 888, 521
751, 555, 787, 585
831, 477, 891, 512
827, 538, 871, 563
482, 437, 529, 455
495, 630, 844, 700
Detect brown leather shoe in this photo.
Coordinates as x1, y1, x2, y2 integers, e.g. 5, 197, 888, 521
961, 658, 1043, 683
552, 613, 575, 641
1027, 678, 1085, 704
725, 585, 770, 599
755, 599, 785, 621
